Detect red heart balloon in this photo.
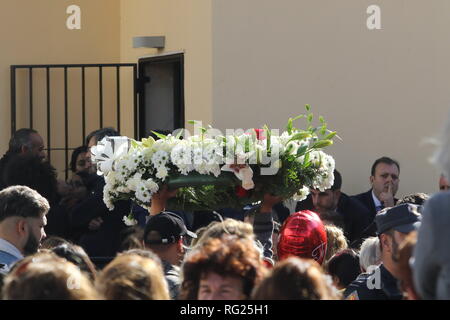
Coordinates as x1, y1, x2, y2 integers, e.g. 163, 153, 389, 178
277, 210, 327, 265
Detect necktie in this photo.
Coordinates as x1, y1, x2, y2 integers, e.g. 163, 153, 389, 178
376, 205, 384, 212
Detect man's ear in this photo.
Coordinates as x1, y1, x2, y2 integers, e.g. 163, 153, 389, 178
380, 234, 391, 253
177, 238, 184, 253
370, 175, 375, 185
20, 145, 29, 154
16, 219, 28, 237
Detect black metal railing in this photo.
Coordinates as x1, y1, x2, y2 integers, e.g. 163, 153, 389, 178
11, 63, 138, 180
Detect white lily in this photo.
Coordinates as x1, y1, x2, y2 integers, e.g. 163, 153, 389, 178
91, 136, 131, 175
221, 163, 255, 190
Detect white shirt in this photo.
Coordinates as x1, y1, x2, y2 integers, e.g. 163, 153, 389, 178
372, 190, 383, 212
0, 238, 24, 261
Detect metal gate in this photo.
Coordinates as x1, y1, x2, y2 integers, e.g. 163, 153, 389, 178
10, 63, 138, 180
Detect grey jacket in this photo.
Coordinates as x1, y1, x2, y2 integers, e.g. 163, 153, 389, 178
253, 210, 274, 261
162, 260, 181, 300
413, 191, 450, 300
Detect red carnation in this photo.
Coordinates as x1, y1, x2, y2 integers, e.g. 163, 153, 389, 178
254, 129, 265, 140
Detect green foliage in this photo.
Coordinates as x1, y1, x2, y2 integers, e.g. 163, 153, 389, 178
151, 131, 167, 140
116, 104, 337, 212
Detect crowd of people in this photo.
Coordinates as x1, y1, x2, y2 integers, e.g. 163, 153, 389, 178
0, 125, 449, 300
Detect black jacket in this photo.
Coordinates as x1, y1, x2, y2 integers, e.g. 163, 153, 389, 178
344, 264, 403, 300
351, 189, 399, 241
0, 152, 13, 190
352, 189, 378, 219
69, 174, 131, 257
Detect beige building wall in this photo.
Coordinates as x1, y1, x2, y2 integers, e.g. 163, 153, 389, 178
0, 0, 121, 178
3, 0, 449, 198
119, 0, 212, 134
212, 0, 450, 197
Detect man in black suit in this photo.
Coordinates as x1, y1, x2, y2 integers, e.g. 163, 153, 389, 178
351, 157, 400, 239
296, 170, 372, 247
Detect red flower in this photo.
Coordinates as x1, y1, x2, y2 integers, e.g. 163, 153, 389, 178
235, 186, 249, 198
254, 129, 265, 140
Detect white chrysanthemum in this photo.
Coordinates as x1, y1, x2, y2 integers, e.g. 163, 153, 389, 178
192, 148, 204, 165
310, 150, 325, 167
203, 143, 223, 165
123, 215, 138, 226
171, 143, 194, 175
142, 148, 155, 162
104, 171, 117, 186
114, 158, 131, 178
116, 185, 130, 194
135, 183, 152, 203
103, 185, 115, 210
126, 151, 142, 172
292, 186, 310, 202
206, 164, 222, 177
144, 178, 159, 194
310, 151, 335, 191
126, 173, 142, 191
151, 150, 169, 168
155, 166, 169, 180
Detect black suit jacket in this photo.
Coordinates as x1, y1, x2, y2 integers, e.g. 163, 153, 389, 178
351, 189, 398, 243
295, 193, 372, 247
353, 190, 377, 219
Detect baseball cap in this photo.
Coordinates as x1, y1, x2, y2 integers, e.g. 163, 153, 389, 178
375, 203, 422, 235
144, 212, 197, 245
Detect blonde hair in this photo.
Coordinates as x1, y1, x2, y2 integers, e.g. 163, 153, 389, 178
2, 252, 99, 300
252, 257, 341, 300
96, 254, 170, 300
324, 225, 348, 263
192, 218, 254, 248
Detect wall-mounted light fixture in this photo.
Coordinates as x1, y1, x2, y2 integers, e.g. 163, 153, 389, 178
133, 36, 165, 48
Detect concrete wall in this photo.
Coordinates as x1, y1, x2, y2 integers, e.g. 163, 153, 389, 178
119, 0, 212, 134
212, 0, 450, 197
3, 0, 449, 198
0, 0, 121, 177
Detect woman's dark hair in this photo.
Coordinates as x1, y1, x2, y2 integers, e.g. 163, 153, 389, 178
70, 146, 88, 173
40, 236, 72, 250
85, 127, 119, 145
326, 249, 361, 288
51, 244, 97, 281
